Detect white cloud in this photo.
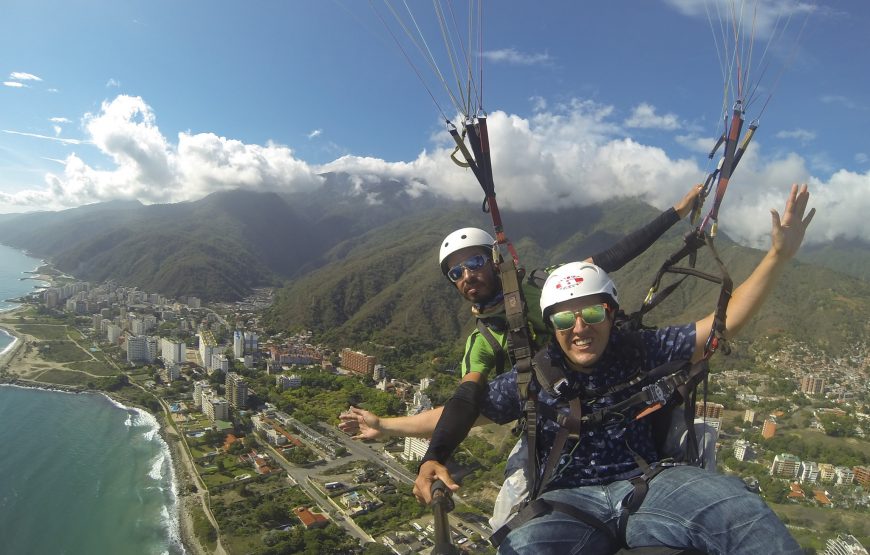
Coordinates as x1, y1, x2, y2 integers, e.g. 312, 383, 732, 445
821, 95, 866, 111
625, 103, 681, 130
775, 128, 815, 142
322, 99, 869, 248
530, 96, 547, 112
483, 48, 551, 66
307, 129, 322, 139
1, 95, 323, 210
9, 72, 41, 81
50, 117, 71, 123
4, 93, 867, 248
855, 153, 869, 165
3, 81, 25, 88
106, 78, 121, 88
53, 126, 62, 136
663, 0, 815, 37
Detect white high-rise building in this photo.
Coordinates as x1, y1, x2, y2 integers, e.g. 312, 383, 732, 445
233, 331, 244, 359
225, 372, 248, 409
193, 380, 211, 408
824, 534, 868, 555
403, 436, 430, 461
836, 466, 855, 485
733, 439, 753, 462
770, 453, 801, 478
161, 339, 186, 365
211, 353, 229, 374
799, 461, 820, 484
127, 335, 149, 363
107, 324, 121, 344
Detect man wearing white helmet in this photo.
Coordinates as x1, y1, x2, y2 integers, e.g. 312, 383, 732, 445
423, 185, 814, 554
340, 186, 702, 440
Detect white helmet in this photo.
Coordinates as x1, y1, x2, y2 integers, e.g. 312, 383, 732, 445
540, 262, 618, 318
438, 227, 495, 275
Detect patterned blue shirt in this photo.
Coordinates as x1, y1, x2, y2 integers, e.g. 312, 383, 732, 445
480, 323, 696, 489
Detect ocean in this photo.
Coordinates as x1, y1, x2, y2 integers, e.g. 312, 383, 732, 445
0, 244, 184, 555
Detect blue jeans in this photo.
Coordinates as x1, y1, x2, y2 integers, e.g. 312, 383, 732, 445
497, 466, 801, 555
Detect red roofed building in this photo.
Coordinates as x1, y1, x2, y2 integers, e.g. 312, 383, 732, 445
294, 506, 328, 529
813, 490, 833, 507
788, 482, 805, 501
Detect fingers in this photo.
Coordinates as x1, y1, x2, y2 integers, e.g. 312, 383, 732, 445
803, 207, 816, 228
770, 209, 782, 230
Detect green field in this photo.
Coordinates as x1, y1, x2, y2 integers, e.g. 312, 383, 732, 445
36, 341, 92, 363
33, 369, 91, 386
67, 360, 119, 376
15, 324, 70, 340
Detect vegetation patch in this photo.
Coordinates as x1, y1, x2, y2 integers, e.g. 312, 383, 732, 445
67, 360, 118, 376
35, 340, 92, 363
15, 324, 70, 340
33, 368, 90, 386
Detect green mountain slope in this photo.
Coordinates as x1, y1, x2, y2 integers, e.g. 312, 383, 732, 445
264, 198, 870, 357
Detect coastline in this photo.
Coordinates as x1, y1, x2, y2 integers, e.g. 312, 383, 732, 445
0, 305, 211, 555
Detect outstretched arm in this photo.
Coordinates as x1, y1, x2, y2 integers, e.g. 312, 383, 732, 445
591, 184, 703, 272
338, 405, 445, 440
692, 184, 815, 362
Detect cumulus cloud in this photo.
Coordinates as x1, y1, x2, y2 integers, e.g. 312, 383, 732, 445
663, 0, 815, 37
2, 95, 323, 210
320, 99, 868, 247
625, 103, 681, 130
3, 81, 25, 88
3, 93, 867, 248
483, 48, 551, 66
9, 72, 41, 81
776, 128, 815, 142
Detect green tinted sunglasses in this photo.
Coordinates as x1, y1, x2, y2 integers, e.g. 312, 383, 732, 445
550, 303, 610, 331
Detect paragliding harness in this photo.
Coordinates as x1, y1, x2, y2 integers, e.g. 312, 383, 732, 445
487, 321, 714, 553
450, 116, 538, 407
489, 106, 753, 553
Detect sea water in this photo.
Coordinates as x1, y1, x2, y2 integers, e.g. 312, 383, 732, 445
0, 244, 184, 554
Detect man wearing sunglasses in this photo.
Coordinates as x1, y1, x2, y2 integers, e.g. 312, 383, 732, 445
340, 185, 701, 440
427, 185, 813, 554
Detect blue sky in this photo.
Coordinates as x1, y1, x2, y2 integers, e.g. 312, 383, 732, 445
2, 0, 868, 247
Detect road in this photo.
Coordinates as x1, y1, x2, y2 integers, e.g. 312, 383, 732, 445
261, 442, 373, 543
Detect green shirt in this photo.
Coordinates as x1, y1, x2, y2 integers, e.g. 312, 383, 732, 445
459, 281, 550, 378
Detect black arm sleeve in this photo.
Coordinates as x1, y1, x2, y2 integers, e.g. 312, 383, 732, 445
591, 207, 679, 273
420, 381, 484, 466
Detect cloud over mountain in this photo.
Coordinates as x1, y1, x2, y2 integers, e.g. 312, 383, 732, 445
1, 94, 867, 249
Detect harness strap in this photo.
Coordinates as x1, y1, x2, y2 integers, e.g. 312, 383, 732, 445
490, 498, 616, 547
476, 319, 507, 375
534, 397, 582, 498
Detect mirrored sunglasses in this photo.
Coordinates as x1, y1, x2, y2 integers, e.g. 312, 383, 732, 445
550, 303, 610, 331
447, 254, 489, 283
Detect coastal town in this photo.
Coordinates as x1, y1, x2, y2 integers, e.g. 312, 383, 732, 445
1, 272, 869, 555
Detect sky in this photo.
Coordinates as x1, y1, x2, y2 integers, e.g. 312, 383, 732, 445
2, 0, 869, 248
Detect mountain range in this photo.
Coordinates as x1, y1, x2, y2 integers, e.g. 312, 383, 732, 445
1, 175, 867, 355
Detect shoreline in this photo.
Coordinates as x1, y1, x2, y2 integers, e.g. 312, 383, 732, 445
0, 305, 209, 555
